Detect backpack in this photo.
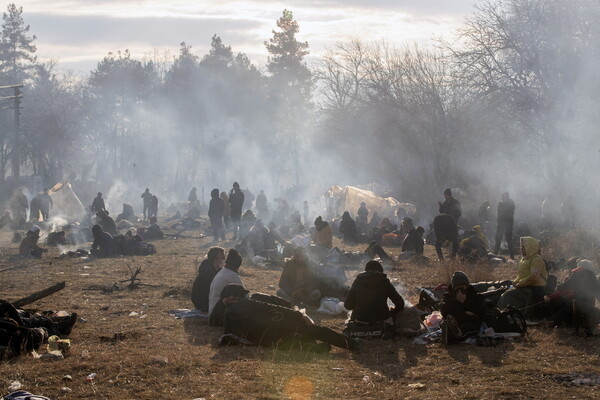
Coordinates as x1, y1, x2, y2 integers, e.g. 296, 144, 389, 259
343, 321, 394, 340
489, 306, 527, 334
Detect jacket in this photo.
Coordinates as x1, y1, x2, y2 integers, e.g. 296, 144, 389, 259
208, 197, 224, 220
313, 223, 333, 248
439, 197, 461, 223
345, 270, 404, 323
209, 267, 243, 314
229, 190, 245, 219
514, 237, 547, 288
279, 258, 316, 298
497, 199, 515, 224
191, 259, 221, 312
440, 285, 486, 325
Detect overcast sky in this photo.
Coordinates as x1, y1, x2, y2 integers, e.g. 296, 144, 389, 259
14, 0, 477, 73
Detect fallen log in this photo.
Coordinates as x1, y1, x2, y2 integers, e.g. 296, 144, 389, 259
12, 281, 66, 308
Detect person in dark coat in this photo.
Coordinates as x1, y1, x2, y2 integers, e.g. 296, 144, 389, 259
229, 182, 245, 240
38, 188, 53, 221
438, 188, 462, 224
191, 247, 226, 312
10, 188, 28, 221
208, 188, 225, 241
344, 260, 405, 324
19, 225, 47, 258
91, 192, 107, 213
96, 210, 117, 235
357, 202, 369, 231
148, 195, 159, 218
440, 271, 486, 345
433, 214, 459, 261
141, 188, 153, 219
188, 187, 198, 204
221, 285, 358, 352
402, 226, 425, 256
494, 192, 515, 259
116, 203, 135, 222
339, 211, 358, 243
90, 224, 114, 258
29, 195, 41, 222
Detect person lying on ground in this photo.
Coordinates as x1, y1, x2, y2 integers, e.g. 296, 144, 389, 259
277, 247, 321, 305
220, 284, 358, 352
497, 236, 548, 313
19, 225, 47, 258
344, 260, 405, 325
433, 214, 459, 261
208, 249, 244, 314
313, 216, 333, 249
90, 224, 115, 258
440, 271, 486, 345
191, 247, 225, 312
364, 240, 394, 265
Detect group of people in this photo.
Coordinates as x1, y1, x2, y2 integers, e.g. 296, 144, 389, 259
2, 188, 53, 227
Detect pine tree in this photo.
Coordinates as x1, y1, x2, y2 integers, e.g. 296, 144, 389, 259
0, 3, 36, 83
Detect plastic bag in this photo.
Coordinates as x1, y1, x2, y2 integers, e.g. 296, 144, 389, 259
424, 311, 443, 329
317, 297, 347, 315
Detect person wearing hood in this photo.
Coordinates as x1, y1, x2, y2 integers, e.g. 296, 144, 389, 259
229, 182, 245, 240
438, 188, 462, 224
277, 247, 321, 305
497, 236, 548, 311
19, 225, 47, 258
440, 271, 486, 345
401, 226, 425, 257
344, 260, 405, 324
208, 249, 244, 314
313, 216, 333, 249
208, 188, 225, 242
339, 211, 358, 243
357, 202, 369, 231
494, 192, 515, 260
191, 247, 226, 312
188, 187, 198, 204
90, 224, 114, 258
459, 225, 489, 261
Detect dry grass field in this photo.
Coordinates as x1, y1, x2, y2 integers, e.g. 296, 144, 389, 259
1, 221, 600, 400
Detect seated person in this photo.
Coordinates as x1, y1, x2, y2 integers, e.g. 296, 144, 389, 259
0, 211, 12, 229
400, 217, 414, 235
144, 216, 164, 240
497, 236, 548, 312
220, 284, 358, 352
191, 247, 225, 312
542, 259, 600, 330
364, 240, 394, 265
96, 210, 117, 235
401, 226, 425, 257
459, 226, 488, 261
239, 210, 257, 240
208, 249, 244, 314
433, 214, 459, 261
344, 260, 405, 325
369, 212, 382, 230
379, 217, 397, 234
19, 225, 47, 258
90, 224, 115, 258
116, 203, 135, 222
339, 211, 358, 243
277, 247, 321, 304
313, 216, 333, 249
440, 271, 486, 345
265, 222, 287, 250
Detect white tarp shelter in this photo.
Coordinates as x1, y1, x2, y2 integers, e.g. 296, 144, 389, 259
49, 181, 88, 221
325, 185, 416, 218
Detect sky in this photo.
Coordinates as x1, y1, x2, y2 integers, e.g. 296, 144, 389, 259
12, 0, 477, 73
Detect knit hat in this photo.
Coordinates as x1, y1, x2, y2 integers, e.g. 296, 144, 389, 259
365, 260, 383, 273
444, 188, 452, 197
451, 271, 469, 287
220, 284, 249, 299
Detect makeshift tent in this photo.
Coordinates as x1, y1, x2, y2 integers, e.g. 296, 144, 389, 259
49, 181, 88, 221
325, 185, 415, 218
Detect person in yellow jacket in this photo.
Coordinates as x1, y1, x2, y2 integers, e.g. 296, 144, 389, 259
497, 236, 548, 313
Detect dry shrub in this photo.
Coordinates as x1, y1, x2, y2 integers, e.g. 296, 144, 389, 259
542, 228, 600, 267
435, 259, 497, 284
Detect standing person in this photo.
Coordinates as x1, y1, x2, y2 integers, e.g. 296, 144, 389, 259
149, 195, 159, 218
208, 189, 225, 242
220, 191, 231, 229
229, 182, 245, 240
255, 190, 268, 219
91, 192, 107, 213
208, 249, 244, 314
188, 187, 198, 205
10, 188, 28, 221
339, 211, 358, 243
303, 201, 310, 226
141, 188, 153, 219
29, 194, 41, 221
191, 247, 226, 312
494, 192, 516, 259
438, 188, 462, 224
357, 202, 369, 231
433, 214, 459, 261
38, 188, 53, 221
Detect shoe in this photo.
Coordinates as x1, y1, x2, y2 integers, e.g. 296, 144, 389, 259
56, 312, 78, 336
446, 315, 463, 339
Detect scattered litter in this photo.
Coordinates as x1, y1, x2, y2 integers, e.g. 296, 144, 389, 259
83, 265, 91, 269
78, 317, 88, 323
362, 375, 371, 384
412, 328, 442, 344
129, 311, 139, 317
267, 285, 276, 290
317, 297, 347, 315
424, 311, 442, 329
48, 336, 70, 352
8, 381, 22, 391
60, 387, 72, 393
546, 372, 600, 386
40, 350, 64, 360
62, 375, 72, 381
80, 273, 90, 276
139, 314, 147, 319
167, 309, 208, 319
372, 372, 384, 381
81, 350, 90, 358
86, 373, 97, 383
408, 383, 426, 389
149, 356, 169, 366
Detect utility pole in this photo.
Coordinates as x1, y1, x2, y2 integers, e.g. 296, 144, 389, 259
13, 85, 21, 179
